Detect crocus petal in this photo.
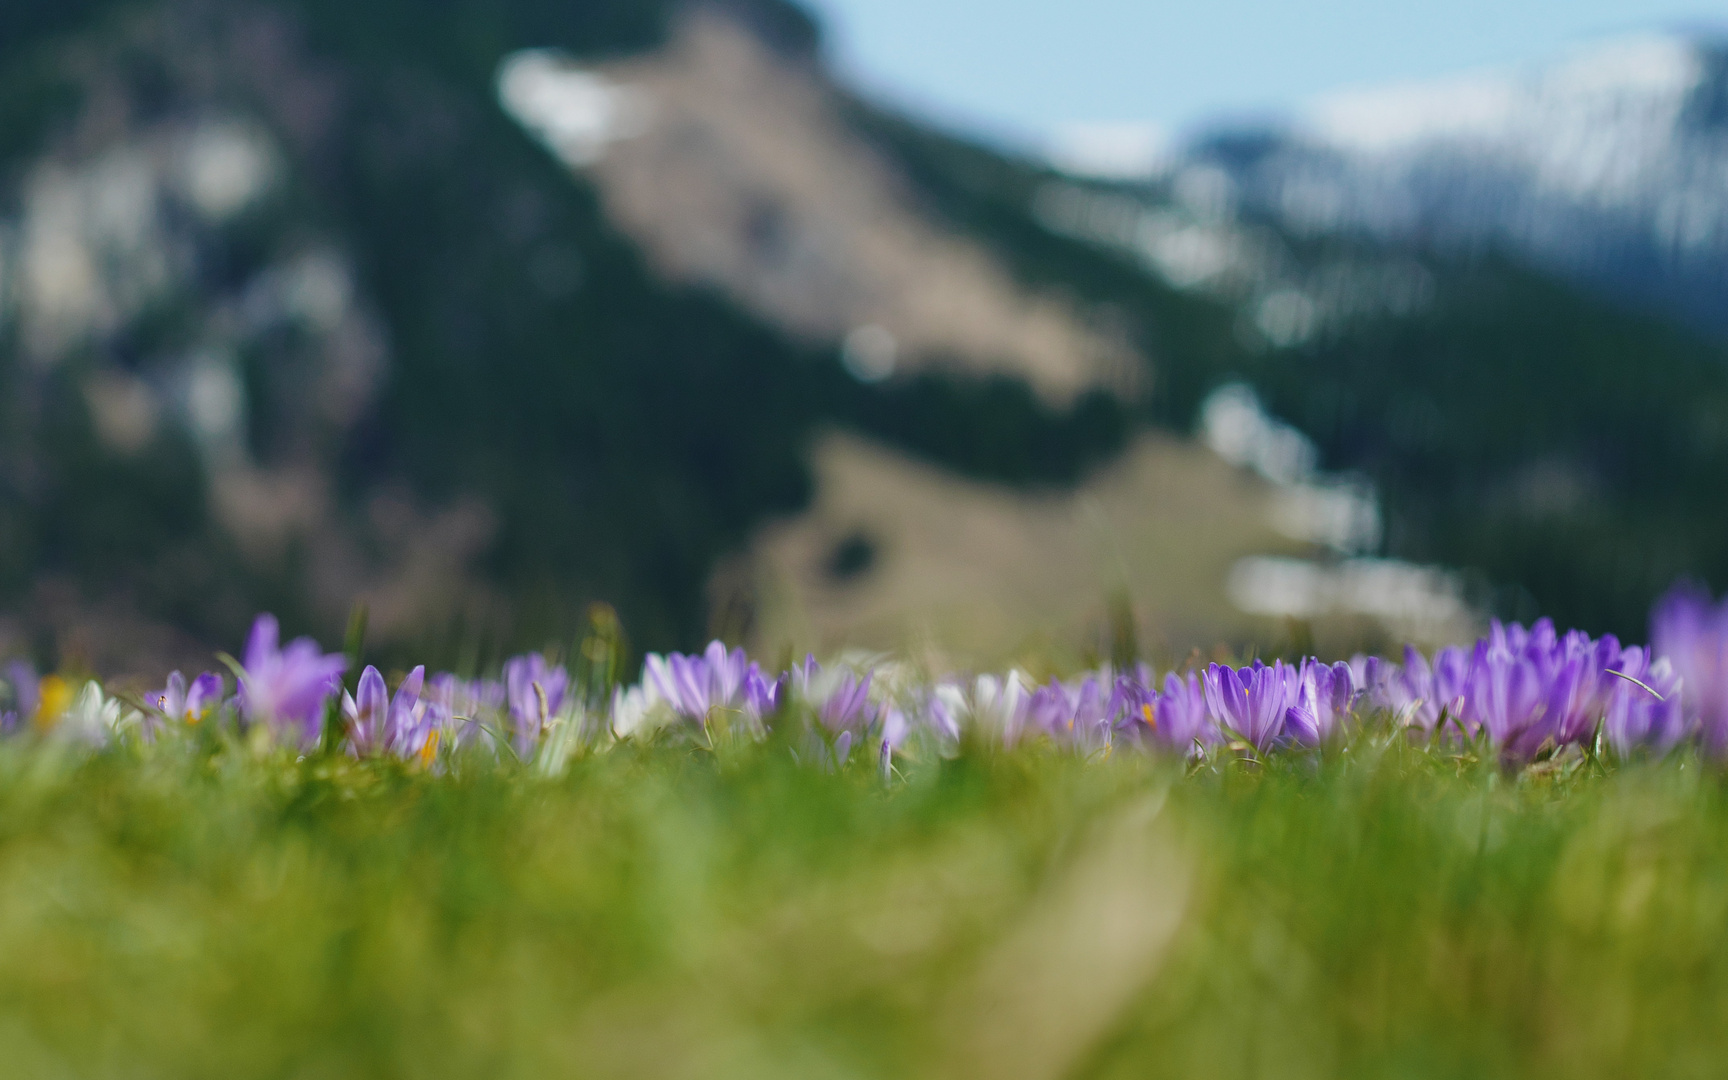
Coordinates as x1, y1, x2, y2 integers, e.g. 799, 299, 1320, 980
186, 673, 223, 719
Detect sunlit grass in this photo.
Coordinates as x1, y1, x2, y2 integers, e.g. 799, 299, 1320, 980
0, 732, 1722, 1078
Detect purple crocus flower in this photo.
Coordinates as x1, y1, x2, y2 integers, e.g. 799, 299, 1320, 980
920, 683, 966, 744
1466, 639, 1585, 761
383, 666, 434, 761
700, 640, 750, 707
1026, 678, 1071, 739
1027, 675, 1112, 750
1117, 670, 1213, 755
343, 665, 428, 759
1484, 622, 1618, 747
1652, 583, 1728, 756
1382, 646, 1472, 734
1465, 641, 1540, 756
742, 667, 784, 724
1574, 630, 1628, 709
875, 704, 911, 780
1105, 674, 1152, 745
416, 694, 452, 766
1493, 620, 1614, 749
880, 705, 910, 749
643, 641, 752, 722
503, 654, 568, 758
1350, 654, 1391, 705
343, 667, 389, 756
145, 670, 224, 740
1203, 660, 1296, 752
1489, 617, 1553, 657
1602, 647, 1686, 757
789, 658, 881, 761
157, 671, 223, 722
1283, 659, 1357, 745
424, 672, 462, 743
815, 669, 876, 733
3, 661, 39, 736
237, 615, 347, 750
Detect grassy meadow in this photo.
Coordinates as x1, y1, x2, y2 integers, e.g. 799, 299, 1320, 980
0, 728, 1723, 1078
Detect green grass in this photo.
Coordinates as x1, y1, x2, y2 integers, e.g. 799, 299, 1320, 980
0, 734, 1725, 1078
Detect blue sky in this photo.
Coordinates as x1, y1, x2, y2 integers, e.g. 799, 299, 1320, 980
805, 0, 1728, 157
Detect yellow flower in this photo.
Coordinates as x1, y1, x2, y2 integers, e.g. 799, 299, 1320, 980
34, 675, 71, 732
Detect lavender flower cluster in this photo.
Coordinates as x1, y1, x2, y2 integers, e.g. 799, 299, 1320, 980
4, 587, 1728, 771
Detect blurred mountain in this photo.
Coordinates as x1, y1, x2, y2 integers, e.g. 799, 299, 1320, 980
1191, 33, 1728, 336
1, 1, 1726, 674
0, 0, 1141, 672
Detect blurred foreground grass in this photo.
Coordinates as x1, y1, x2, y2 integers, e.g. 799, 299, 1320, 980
0, 736, 1725, 1078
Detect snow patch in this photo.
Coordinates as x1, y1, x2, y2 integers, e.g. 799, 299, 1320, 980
1047, 121, 1172, 180
1305, 34, 1703, 156
497, 50, 650, 168
1226, 555, 1470, 639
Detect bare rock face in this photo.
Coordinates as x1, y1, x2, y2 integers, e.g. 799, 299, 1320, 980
505, 9, 1137, 404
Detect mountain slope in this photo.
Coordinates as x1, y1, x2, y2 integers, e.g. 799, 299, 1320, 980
849, 94, 1728, 638
2, 0, 1728, 672
0, 0, 1138, 670
1193, 33, 1728, 336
